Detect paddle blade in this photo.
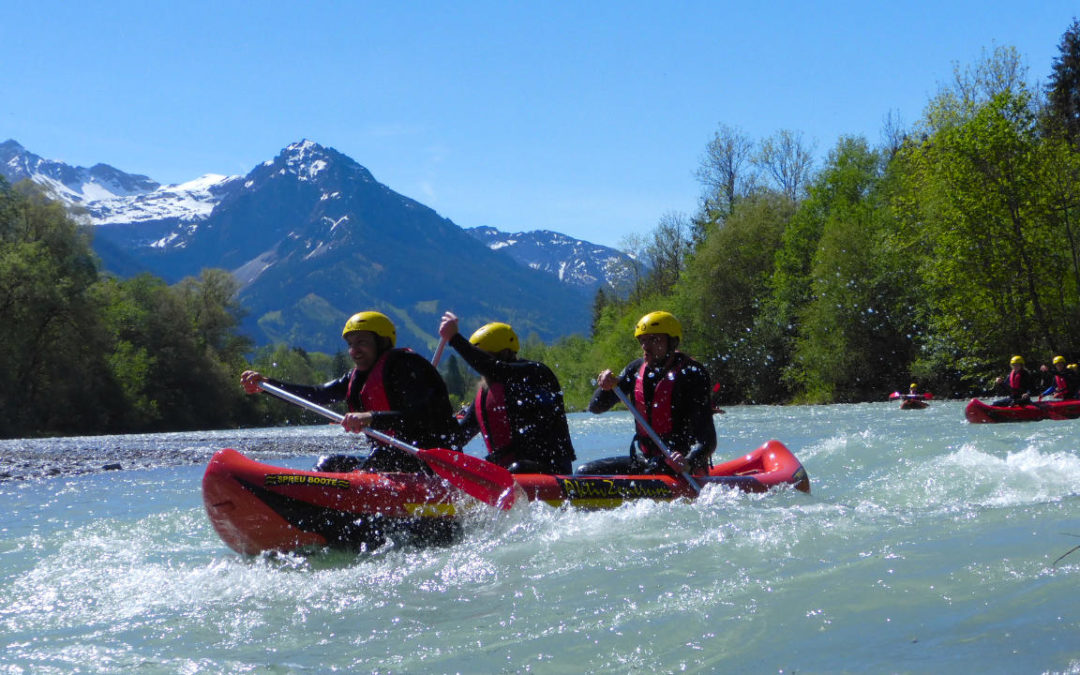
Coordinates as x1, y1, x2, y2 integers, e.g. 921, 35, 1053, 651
922, 392, 934, 400
418, 447, 518, 510
888, 391, 902, 400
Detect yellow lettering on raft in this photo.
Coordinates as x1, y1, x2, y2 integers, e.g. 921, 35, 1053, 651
556, 477, 674, 500
264, 474, 350, 489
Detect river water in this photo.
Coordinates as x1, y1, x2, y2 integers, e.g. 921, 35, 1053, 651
1, 401, 1079, 673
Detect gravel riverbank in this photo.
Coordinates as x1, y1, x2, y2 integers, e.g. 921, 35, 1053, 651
0, 429, 364, 482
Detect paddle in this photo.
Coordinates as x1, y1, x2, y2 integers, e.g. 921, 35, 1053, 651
431, 336, 447, 367
257, 381, 517, 509
889, 392, 932, 400
611, 386, 701, 493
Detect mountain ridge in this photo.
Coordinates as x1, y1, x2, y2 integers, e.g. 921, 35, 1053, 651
2, 139, 633, 352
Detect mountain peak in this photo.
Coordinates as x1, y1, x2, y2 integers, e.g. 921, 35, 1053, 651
0, 141, 160, 202
255, 140, 374, 186
282, 139, 334, 181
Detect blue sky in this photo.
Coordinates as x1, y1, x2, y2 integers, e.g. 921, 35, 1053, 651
2, 2, 1076, 248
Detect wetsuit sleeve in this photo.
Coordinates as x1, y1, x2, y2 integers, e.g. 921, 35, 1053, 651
683, 363, 717, 454
994, 375, 1010, 396
588, 361, 639, 413
449, 333, 552, 385
264, 372, 350, 407
449, 334, 508, 378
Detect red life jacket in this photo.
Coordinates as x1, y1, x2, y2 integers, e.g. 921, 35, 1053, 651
1054, 373, 1069, 397
475, 382, 513, 453
634, 354, 686, 450
346, 350, 395, 414
1007, 369, 1025, 394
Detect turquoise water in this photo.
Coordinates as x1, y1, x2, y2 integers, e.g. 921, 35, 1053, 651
2, 401, 1079, 673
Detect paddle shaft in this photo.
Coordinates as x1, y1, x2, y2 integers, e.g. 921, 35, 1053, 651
431, 336, 447, 367
256, 381, 519, 509
611, 386, 701, 493
258, 381, 423, 457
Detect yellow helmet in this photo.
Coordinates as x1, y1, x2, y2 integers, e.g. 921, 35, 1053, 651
1009, 355, 1025, 366
1053, 355, 1066, 365
909, 383, 917, 389
469, 322, 519, 354
1070, 363, 1079, 371
634, 311, 682, 340
342, 311, 396, 346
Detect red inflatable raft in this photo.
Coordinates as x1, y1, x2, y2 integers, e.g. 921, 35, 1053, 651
965, 397, 1080, 423
203, 440, 810, 555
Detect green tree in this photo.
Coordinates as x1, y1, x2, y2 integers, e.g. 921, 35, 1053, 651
894, 62, 1080, 388
590, 287, 608, 337
1045, 18, 1080, 146
675, 190, 793, 403
0, 180, 117, 436
785, 137, 912, 402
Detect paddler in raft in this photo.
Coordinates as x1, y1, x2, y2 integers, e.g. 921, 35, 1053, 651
240, 311, 460, 473
991, 355, 1037, 407
437, 311, 576, 474
578, 310, 716, 476
1039, 355, 1078, 400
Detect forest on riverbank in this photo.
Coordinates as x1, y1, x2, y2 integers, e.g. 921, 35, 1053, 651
536, 26, 1080, 408
2, 21, 1079, 438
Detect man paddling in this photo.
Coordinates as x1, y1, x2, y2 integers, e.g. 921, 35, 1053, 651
438, 312, 576, 474
1039, 356, 1078, 400
991, 355, 1037, 407
578, 311, 716, 476
240, 311, 459, 472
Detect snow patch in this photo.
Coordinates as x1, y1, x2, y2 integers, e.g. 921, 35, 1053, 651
88, 174, 239, 225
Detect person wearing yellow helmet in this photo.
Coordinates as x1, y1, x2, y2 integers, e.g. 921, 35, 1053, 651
1039, 355, 1078, 400
438, 311, 576, 474
240, 310, 458, 472
991, 355, 1036, 406
578, 311, 716, 476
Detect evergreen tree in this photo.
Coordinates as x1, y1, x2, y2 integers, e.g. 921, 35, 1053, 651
590, 287, 607, 338
1046, 18, 1080, 146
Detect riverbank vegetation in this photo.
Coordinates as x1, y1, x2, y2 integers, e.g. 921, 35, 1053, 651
540, 26, 1080, 408
2, 21, 1079, 436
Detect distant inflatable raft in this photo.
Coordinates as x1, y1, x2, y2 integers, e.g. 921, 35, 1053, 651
203, 440, 810, 555
965, 397, 1080, 423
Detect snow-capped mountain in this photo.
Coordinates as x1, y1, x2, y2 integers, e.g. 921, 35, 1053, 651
1, 139, 159, 203
89, 173, 244, 226
1, 139, 606, 352
467, 226, 640, 293
0, 139, 242, 225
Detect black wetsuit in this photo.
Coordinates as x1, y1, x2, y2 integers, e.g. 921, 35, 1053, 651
450, 334, 576, 474
579, 352, 716, 475
268, 348, 458, 472
1042, 367, 1079, 400
992, 367, 1037, 407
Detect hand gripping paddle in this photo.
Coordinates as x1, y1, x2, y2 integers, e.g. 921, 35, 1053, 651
258, 381, 517, 509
